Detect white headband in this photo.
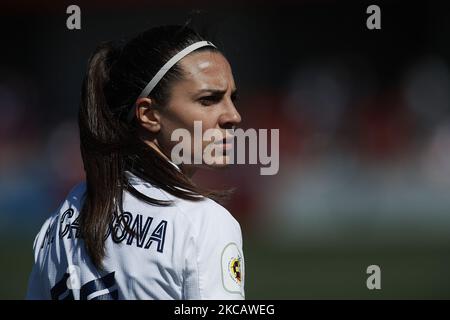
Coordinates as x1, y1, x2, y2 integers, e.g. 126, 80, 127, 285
128, 40, 217, 121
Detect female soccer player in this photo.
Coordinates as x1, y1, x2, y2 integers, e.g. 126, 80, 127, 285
26, 25, 245, 300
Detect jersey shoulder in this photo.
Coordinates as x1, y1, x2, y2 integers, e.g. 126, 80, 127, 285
66, 181, 87, 206
31, 182, 86, 258
169, 194, 241, 238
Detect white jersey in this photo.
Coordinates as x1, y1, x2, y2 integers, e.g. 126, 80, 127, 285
26, 171, 245, 300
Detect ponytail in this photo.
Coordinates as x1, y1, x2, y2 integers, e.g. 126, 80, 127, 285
78, 42, 127, 269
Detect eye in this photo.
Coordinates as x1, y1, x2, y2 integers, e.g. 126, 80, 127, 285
198, 95, 222, 106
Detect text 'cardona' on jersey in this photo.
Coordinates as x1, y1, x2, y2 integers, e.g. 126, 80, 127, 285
40, 208, 168, 253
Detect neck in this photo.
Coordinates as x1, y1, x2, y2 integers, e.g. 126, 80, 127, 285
145, 140, 197, 178
179, 164, 197, 178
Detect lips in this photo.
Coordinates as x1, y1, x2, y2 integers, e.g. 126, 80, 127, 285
214, 136, 234, 151
223, 136, 234, 144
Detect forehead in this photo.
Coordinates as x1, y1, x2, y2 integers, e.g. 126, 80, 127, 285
177, 51, 235, 92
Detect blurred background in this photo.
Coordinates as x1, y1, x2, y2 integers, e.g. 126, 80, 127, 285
1, 0, 450, 299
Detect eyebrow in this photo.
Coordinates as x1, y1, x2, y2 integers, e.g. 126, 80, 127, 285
196, 88, 238, 95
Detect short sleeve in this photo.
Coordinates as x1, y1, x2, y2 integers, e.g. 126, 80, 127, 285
26, 222, 49, 299
182, 200, 245, 300
26, 259, 46, 299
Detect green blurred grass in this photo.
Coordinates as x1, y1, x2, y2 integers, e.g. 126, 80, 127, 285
2, 233, 450, 299
0, 234, 35, 299
244, 237, 450, 299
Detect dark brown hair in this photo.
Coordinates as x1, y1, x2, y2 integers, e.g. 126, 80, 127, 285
78, 25, 229, 269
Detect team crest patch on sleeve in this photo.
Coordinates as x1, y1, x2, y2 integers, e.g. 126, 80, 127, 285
221, 242, 244, 296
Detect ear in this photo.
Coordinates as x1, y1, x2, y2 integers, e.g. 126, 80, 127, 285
135, 97, 161, 133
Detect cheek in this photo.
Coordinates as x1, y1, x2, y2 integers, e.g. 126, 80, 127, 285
158, 98, 224, 154
172, 107, 220, 142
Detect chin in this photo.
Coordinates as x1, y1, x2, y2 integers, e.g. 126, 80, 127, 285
203, 155, 233, 169
208, 162, 231, 169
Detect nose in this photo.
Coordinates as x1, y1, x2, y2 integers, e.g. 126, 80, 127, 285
218, 100, 242, 130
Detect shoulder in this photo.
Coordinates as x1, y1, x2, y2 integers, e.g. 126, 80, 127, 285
124, 171, 239, 228
65, 181, 86, 207
170, 195, 241, 235
32, 182, 86, 252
